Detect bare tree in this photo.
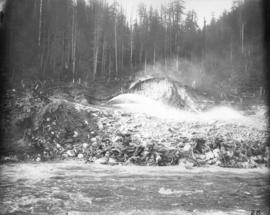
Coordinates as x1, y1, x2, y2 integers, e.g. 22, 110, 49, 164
114, 13, 118, 77
71, 2, 77, 83
38, 0, 43, 47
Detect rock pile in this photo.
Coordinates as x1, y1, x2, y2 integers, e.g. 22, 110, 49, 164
1, 86, 268, 168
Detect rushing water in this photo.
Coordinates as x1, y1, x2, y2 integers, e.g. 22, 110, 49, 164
0, 161, 269, 215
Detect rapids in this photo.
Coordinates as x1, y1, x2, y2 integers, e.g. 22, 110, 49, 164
0, 161, 269, 215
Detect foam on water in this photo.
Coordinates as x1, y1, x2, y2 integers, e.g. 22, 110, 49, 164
2, 161, 267, 182
69, 209, 250, 215
1, 161, 268, 215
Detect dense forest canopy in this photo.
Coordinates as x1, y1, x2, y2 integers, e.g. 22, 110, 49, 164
0, 0, 264, 95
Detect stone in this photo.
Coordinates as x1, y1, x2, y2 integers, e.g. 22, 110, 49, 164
196, 154, 206, 160
207, 158, 217, 165
97, 121, 104, 130
205, 151, 215, 160
213, 148, 220, 158
156, 153, 162, 164
82, 143, 89, 149
89, 156, 97, 162
73, 131, 79, 138
1, 156, 19, 162
184, 161, 193, 169
112, 136, 122, 143
216, 160, 221, 166
94, 157, 109, 165
90, 131, 97, 136
90, 137, 97, 142
108, 158, 118, 165
66, 150, 76, 157
77, 154, 84, 159
62, 153, 69, 159
226, 149, 234, 158
182, 143, 192, 152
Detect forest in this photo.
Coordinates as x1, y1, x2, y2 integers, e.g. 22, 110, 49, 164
0, 0, 264, 96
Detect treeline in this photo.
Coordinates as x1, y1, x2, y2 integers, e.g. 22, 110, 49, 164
0, 0, 264, 92
203, 0, 264, 93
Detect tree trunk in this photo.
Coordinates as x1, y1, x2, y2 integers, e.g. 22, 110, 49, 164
38, 0, 44, 79
139, 45, 143, 65
8, 27, 13, 77
121, 42, 124, 70
101, 38, 106, 80
114, 16, 118, 77
9, 32, 14, 81
60, 31, 65, 80
176, 55, 179, 72
33, 0, 38, 18
165, 57, 167, 73
108, 54, 113, 82
241, 23, 245, 55
144, 53, 147, 75
71, 4, 77, 83
40, 44, 44, 78
130, 24, 133, 69
230, 36, 233, 64
93, 41, 99, 81
153, 47, 156, 65
45, 31, 51, 77
38, 0, 43, 47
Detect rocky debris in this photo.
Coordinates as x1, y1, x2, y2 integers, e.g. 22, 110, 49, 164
82, 106, 267, 168
1, 85, 268, 168
0, 155, 19, 163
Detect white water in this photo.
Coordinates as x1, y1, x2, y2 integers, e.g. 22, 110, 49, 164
109, 93, 265, 129
0, 161, 268, 215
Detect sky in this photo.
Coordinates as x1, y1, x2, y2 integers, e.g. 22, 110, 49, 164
107, 0, 234, 28
0, 0, 5, 12
0, 0, 234, 28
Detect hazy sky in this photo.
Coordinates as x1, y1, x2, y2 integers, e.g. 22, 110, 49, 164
0, 0, 234, 28
107, 0, 234, 28
0, 0, 5, 12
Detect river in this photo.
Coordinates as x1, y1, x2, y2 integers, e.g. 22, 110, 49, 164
0, 161, 269, 215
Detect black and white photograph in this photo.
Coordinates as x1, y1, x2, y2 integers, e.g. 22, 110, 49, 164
0, 0, 269, 214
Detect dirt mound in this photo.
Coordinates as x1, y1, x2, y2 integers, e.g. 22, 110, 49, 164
129, 77, 215, 111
